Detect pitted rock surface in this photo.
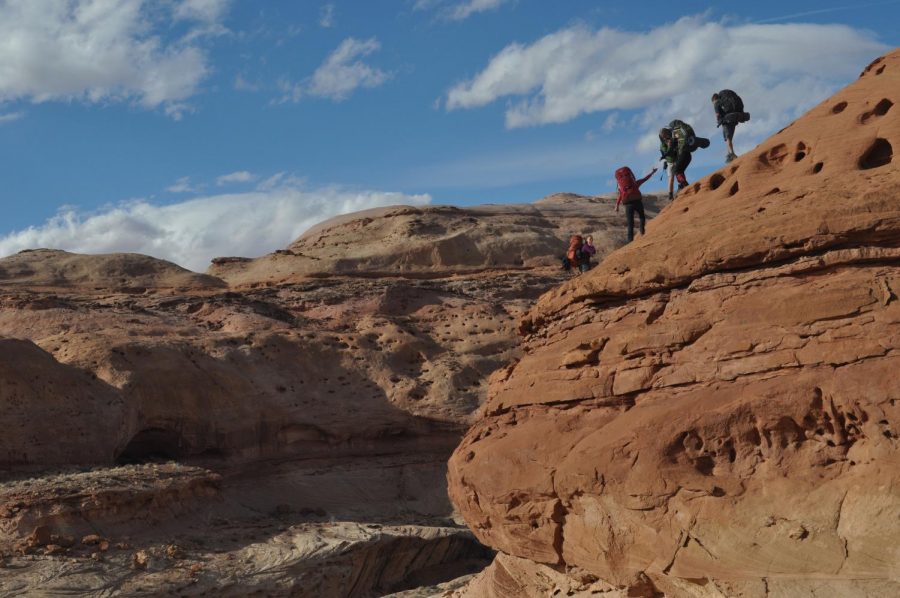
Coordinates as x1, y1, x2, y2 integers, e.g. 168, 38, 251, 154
448, 50, 900, 597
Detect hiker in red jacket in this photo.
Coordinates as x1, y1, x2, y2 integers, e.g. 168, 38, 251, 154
615, 166, 657, 242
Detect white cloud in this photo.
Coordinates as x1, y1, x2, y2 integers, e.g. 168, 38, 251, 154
216, 170, 255, 185
415, 0, 512, 21
445, 17, 887, 151
308, 38, 390, 101
173, 0, 230, 24
0, 0, 231, 116
275, 78, 304, 104
319, 3, 336, 28
0, 111, 24, 124
166, 176, 200, 194
0, 179, 432, 272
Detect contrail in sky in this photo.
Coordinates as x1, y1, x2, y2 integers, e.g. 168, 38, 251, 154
756, 0, 900, 23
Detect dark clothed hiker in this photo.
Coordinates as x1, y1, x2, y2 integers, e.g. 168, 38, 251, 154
712, 90, 750, 163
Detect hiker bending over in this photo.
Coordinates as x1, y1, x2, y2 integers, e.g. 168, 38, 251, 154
660, 120, 708, 200
712, 90, 750, 163
615, 166, 658, 242
580, 235, 596, 272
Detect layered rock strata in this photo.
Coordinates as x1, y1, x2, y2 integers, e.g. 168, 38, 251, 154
0, 195, 656, 594
448, 51, 900, 596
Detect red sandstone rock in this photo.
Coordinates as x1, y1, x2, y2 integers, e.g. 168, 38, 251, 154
448, 50, 900, 597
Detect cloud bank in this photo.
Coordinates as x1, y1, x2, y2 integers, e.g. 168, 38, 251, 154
0, 180, 431, 272
0, 0, 231, 117
446, 16, 887, 151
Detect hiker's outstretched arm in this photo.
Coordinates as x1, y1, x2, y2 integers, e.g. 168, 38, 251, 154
636, 169, 657, 187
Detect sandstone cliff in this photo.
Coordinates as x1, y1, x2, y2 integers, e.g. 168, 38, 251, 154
448, 51, 900, 597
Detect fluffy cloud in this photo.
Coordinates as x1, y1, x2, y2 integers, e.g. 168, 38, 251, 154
415, 0, 511, 21
0, 0, 230, 116
276, 37, 390, 104
446, 17, 887, 151
309, 38, 390, 101
0, 179, 431, 272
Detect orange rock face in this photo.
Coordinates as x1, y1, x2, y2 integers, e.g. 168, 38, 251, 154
448, 51, 900, 596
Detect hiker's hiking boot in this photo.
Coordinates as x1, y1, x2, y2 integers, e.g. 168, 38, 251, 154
726, 152, 737, 163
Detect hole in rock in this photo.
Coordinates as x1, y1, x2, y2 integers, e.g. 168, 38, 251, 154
691, 183, 701, 193
694, 455, 715, 475
730, 165, 740, 175
876, 65, 885, 75
765, 187, 781, 196
709, 173, 726, 190
858, 138, 893, 170
795, 151, 806, 162
873, 98, 893, 116
728, 181, 739, 196
117, 428, 190, 464
832, 101, 848, 114
861, 98, 894, 123
812, 162, 824, 174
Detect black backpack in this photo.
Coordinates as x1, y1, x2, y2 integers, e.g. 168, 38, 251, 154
717, 89, 744, 114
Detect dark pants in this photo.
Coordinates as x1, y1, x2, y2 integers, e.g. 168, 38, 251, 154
722, 122, 736, 141
625, 200, 646, 242
673, 150, 692, 176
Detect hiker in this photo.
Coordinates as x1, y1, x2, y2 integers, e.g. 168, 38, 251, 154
563, 234, 584, 273
660, 120, 709, 200
580, 235, 596, 272
615, 166, 658, 242
712, 90, 751, 163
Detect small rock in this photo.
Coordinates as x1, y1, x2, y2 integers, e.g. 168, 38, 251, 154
189, 562, 203, 574
99, 540, 110, 552
132, 550, 150, 570
81, 534, 104, 546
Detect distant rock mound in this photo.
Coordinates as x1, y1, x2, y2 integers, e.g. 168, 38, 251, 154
208, 196, 665, 286
448, 50, 900, 596
0, 249, 225, 292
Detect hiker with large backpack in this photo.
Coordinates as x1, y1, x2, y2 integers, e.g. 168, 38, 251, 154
712, 89, 751, 163
615, 166, 658, 242
563, 234, 584, 273
659, 120, 709, 200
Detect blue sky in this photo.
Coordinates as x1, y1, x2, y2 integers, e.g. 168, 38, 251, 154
0, 0, 896, 270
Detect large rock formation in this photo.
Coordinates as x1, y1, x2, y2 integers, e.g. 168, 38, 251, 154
448, 51, 900, 596
0, 194, 659, 595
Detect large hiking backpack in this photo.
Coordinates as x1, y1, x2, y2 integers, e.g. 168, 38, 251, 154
615, 166, 641, 203
717, 89, 743, 114
669, 120, 704, 152
567, 234, 583, 262
718, 89, 750, 123
669, 119, 695, 142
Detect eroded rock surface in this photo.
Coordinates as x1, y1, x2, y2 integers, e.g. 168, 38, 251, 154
448, 51, 900, 596
0, 194, 652, 595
